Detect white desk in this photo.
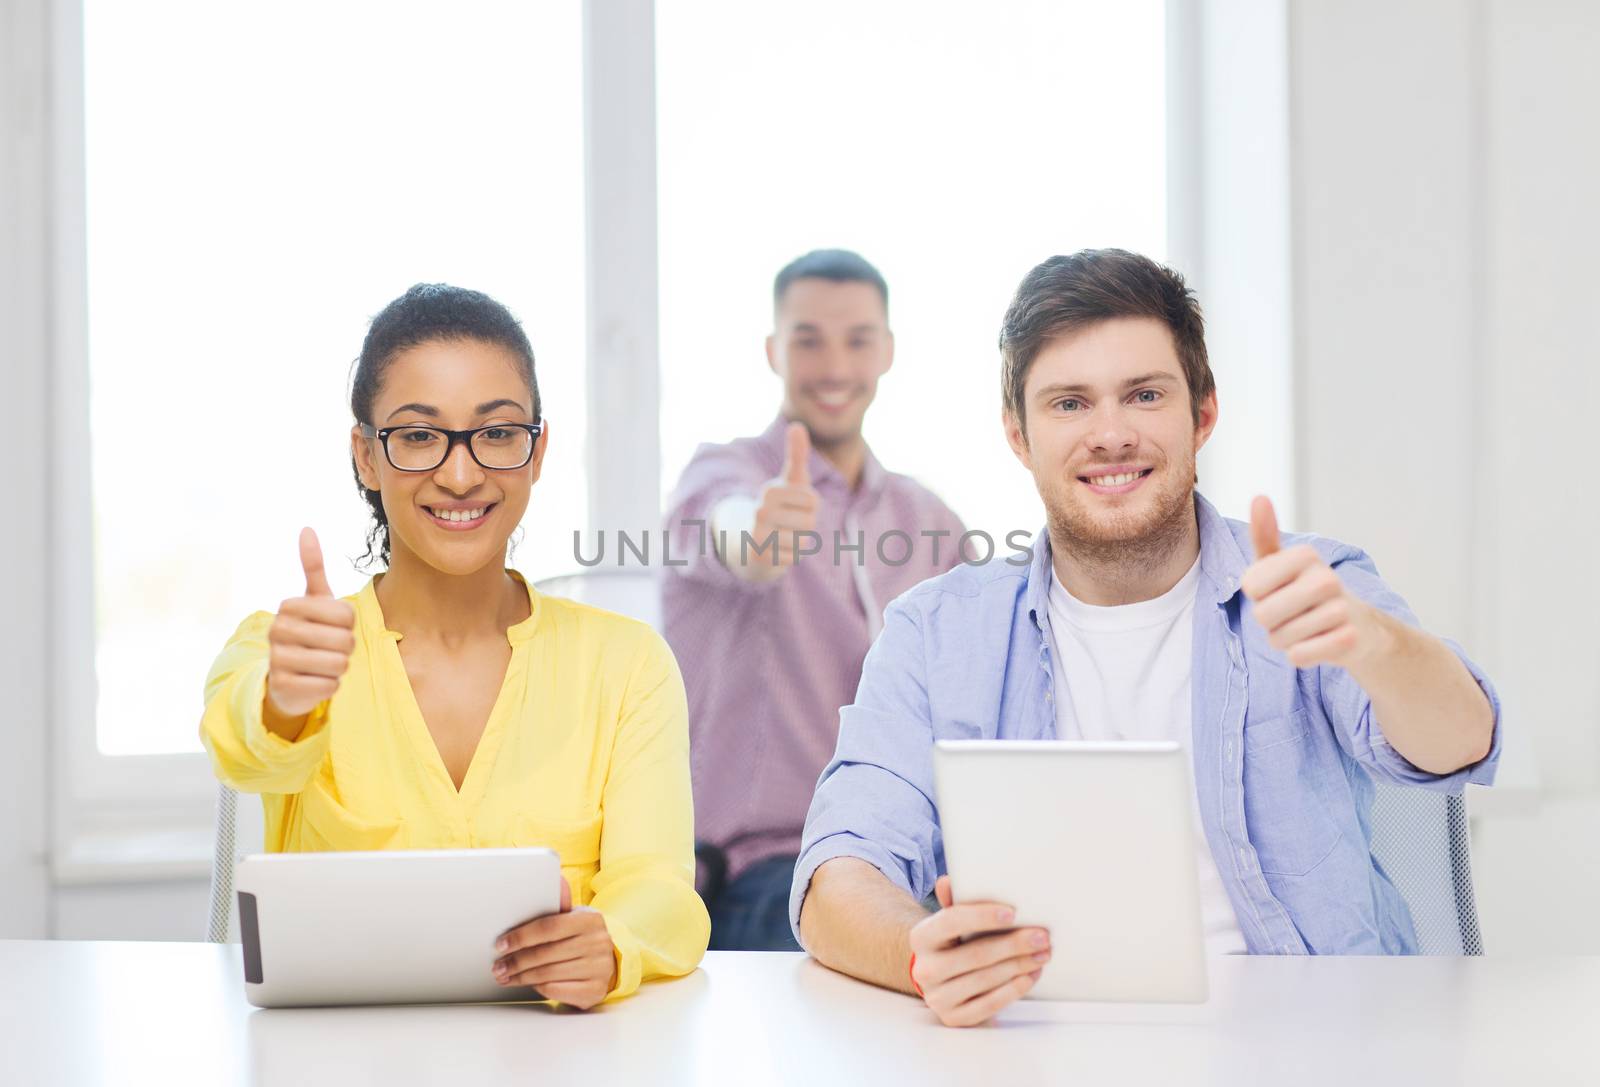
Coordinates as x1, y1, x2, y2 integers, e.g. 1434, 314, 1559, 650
3, 941, 1594, 1086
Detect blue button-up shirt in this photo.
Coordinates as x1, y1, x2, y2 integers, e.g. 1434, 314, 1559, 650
790, 494, 1502, 954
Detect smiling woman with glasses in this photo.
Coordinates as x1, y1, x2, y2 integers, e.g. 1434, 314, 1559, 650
198, 283, 709, 1009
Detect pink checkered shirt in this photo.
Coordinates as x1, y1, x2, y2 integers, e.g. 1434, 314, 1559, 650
661, 416, 966, 880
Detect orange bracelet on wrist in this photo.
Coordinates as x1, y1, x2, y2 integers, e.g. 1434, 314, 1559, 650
908, 951, 925, 998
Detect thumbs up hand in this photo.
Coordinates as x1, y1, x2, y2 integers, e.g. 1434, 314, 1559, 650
264, 528, 357, 730
1240, 496, 1382, 670
300, 524, 335, 599
742, 422, 821, 582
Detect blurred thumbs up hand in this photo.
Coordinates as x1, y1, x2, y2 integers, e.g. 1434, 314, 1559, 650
721, 421, 821, 584
1239, 496, 1388, 671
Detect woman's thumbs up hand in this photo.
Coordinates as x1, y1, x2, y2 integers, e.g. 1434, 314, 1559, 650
263, 528, 357, 733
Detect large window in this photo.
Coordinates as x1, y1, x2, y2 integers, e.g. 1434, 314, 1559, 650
656, 0, 1167, 536
83, 1, 588, 756
70, 0, 1167, 771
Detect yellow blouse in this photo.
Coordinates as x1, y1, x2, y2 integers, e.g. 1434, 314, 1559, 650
199, 570, 709, 1000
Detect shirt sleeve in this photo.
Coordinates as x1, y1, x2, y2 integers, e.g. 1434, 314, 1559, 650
789, 597, 942, 946
660, 442, 781, 593
198, 611, 332, 795
1316, 546, 1503, 792
590, 628, 711, 1001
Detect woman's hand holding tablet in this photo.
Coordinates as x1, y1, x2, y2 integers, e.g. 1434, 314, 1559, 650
493, 876, 619, 1009
906, 875, 1051, 1027
263, 528, 358, 737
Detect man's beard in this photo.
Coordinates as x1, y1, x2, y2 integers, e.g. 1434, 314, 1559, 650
1043, 453, 1199, 580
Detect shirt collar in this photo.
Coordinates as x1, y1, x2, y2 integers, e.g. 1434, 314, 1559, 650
1193, 491, 1250, 605
505, 570, 542, 644
1025, 525, 1054, 632
356, 577, 396, 641
1025, 491, 1246, 631
358, 568, 542, 645
854, 446, 888, 502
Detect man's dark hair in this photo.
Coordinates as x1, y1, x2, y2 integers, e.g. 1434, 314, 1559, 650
348, 283, 541, 568
773, 248, 889, 315
999, 249, 1213, 435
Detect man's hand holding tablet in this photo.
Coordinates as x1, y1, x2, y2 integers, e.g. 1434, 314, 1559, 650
907, 875, 1050, 1027
493, 876, 619, 1009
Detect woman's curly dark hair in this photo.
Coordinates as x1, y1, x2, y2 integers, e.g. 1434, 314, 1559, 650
349, 284, 541, 569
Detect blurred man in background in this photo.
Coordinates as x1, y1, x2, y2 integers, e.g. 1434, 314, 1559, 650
662, 249, 966, 950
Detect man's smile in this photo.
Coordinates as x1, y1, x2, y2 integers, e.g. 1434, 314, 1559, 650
1077, 466, 1155, 495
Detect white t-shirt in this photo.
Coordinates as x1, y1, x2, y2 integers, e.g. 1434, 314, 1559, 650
1046, 557, 1249, 957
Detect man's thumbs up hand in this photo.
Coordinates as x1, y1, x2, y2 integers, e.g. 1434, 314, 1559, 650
1249, 495, 1281, 560
741, 422, 821, 582
781, 422, 812, 487
1240, 495, 1382, 671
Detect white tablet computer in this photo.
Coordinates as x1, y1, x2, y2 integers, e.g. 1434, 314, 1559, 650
234, 847, 562, 1008
932, 740, 1208, 1004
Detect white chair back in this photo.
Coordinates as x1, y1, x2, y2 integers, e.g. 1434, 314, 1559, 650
533, 568, 663, 631
205, 783, 264, 943
1368, 785, 1483, 954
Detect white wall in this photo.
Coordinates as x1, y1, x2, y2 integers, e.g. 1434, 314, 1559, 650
1287, 0, 1600, 951
1474, 0, 1600, 951
55, 881, 208, 942
1, 0, 55, 939
1477, 0, 1600, 794
1291, 0, 1483, 646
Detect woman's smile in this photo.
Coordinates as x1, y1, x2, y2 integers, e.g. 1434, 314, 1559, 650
422, 501, 498, 531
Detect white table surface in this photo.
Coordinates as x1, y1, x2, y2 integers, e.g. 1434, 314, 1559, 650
3, 940, 1595, 1086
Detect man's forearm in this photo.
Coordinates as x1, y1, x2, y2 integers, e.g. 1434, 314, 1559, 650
1347, 605, 1496, 774
798, 857, 929, 993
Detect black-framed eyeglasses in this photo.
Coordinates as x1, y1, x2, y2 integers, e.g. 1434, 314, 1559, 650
359, 421, 543, 472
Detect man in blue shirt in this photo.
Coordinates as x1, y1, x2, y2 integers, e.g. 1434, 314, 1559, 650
790, 249, 1501, 1027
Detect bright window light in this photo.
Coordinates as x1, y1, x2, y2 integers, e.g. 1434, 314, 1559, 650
83, 0, 586, 755
657, 0, 1167, 538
